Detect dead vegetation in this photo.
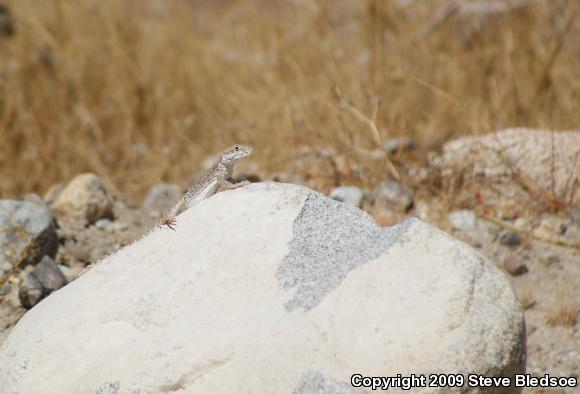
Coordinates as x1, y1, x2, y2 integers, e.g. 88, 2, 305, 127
545, 303, 578, 327
0, 0, 579, 204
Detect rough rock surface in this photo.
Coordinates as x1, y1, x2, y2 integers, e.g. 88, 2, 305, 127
449, 210, 478, 231
0, 200, 58, 270
0, 183, 525, 394
430, 128, 580, 206
51, 173, 114, 225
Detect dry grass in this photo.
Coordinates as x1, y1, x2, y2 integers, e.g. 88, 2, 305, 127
1, 0, 579, 201
545, 303, 578, 327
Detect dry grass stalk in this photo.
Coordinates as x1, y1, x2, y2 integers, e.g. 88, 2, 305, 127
477, 211, 580, 250
545, 304, 578, 327
0, 0, 579, 202
337, 96, 400, 181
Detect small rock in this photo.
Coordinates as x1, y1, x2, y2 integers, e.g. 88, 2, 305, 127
18, 256, 67, 309
448, 210, 477, 231
95, 218, 114, 230
94, 219, 129, 233
18, 273, 44, 309
383, 137, 417, 154
373, 180, 414, 212
500, 230, 522, 248
51, 173, 114, 225
329, 186, 366, 208
142, 184, 182, 215
33, 256, 67, 291
503, 255, 528, 276
0, 200, 59, 269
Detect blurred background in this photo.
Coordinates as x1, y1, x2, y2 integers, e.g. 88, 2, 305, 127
0, 0, 579, 200
0, 1, 579, 386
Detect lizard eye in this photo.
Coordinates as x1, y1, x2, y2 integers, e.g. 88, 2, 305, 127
235, 146, 239, 150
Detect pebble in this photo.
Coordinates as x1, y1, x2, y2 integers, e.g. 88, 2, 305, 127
329, 186, 366, 208
18, 256, 67, 309
95, 219, 129, 233
95, 218, 114, 230
383, 137, 417, 154
503, 255, 528, 276
33, 256, 67, 290
18, 273, 44, 309
499, 230, 522, 248
0, 200, 59, 268
373, 180, 414, 212
448, 210, 477, 231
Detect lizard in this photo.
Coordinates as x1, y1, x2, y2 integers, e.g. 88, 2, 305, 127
160, 144, 253, 230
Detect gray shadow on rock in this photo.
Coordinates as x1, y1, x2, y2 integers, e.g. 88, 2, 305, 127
277, 192, 415, 311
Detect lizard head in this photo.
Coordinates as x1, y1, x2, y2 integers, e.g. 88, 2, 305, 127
220, 144, 253, 166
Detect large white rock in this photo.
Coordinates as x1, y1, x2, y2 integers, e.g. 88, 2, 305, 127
0, 183, 525, 394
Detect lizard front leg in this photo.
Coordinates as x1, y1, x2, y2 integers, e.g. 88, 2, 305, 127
221, 179, 250, 190
216, 164, 249, 191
